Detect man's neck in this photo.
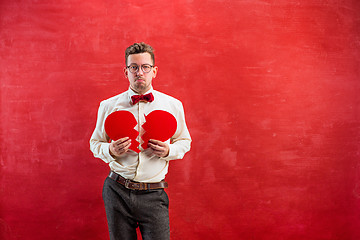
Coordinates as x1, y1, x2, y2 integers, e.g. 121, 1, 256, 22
130, 86, 152, 95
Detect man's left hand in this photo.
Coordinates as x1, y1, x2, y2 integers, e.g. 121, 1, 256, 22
148, 139, 169, 158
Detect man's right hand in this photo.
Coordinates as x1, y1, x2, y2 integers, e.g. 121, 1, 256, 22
109, 137, 131, 157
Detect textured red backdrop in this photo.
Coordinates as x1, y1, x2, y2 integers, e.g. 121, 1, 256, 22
1, 0, 360, 239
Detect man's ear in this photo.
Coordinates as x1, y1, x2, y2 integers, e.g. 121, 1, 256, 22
124, 67, 128, 78
153, 66, 158, 78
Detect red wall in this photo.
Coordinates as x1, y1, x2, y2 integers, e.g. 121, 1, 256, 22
1, 0, 360, 239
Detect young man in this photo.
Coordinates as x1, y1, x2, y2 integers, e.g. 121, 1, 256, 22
90, 42, 191, 240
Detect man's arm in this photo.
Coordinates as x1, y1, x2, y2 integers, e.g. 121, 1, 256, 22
89, 101, 117, 163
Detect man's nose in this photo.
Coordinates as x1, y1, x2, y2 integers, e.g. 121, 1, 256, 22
136, 67, 144, 75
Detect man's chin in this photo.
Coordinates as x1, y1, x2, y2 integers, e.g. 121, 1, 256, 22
133, 84, 150, 94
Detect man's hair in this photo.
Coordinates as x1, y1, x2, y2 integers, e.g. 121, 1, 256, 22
125, 42, 155, 65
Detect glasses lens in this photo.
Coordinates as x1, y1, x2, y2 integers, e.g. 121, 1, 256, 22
128, 65, 138, 73
142, 64, 152, 73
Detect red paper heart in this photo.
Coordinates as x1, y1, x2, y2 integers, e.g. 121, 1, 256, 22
141, 110, 177, 150
104, 111, 140, 153
104, 110, 177, 153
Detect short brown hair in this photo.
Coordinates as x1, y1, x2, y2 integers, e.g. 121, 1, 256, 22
125, 42, 155, 65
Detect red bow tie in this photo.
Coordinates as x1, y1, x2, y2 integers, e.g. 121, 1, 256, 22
131, 93, 154, 105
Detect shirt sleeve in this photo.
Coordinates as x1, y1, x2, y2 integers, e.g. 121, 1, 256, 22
89, 101, 116, 163
161, 102, 192, 161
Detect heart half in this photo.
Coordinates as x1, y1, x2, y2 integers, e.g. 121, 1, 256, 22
104, 111, 140, 153
141, 110, 177, 150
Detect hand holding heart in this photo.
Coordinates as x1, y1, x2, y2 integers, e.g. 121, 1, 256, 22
109, 137, 131, 157
110, 138, 169, 157
147, 139, 169, 157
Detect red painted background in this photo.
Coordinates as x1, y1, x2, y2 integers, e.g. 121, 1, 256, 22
1, 0, 360, 239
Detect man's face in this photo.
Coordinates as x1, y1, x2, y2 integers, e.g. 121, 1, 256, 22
124, 52, 158, 94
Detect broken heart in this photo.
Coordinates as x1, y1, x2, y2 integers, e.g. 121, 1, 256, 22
104, 110, 177, 153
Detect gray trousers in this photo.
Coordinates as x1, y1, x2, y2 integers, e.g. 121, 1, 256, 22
102, 177, 170, 240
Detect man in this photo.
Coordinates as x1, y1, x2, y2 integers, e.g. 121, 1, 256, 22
90, 42, 191, 240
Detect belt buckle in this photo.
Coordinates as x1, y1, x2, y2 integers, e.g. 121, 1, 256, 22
124, 179, 131, 189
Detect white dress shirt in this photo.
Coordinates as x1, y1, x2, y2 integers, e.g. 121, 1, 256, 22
90, 87, 191, 183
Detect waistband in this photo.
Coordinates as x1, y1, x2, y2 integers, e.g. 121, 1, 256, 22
108, 171, 168, 190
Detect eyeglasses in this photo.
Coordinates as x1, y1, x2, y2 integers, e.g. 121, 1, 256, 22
127, 64, 154, 73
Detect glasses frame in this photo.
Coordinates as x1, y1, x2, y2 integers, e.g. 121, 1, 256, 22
126, 64, 154, 73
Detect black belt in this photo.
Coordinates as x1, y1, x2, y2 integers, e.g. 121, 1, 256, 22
108, 171, 168, 190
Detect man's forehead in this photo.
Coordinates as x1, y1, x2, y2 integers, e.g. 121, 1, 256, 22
127, 52, 153, 64
128, 52, 151, 60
